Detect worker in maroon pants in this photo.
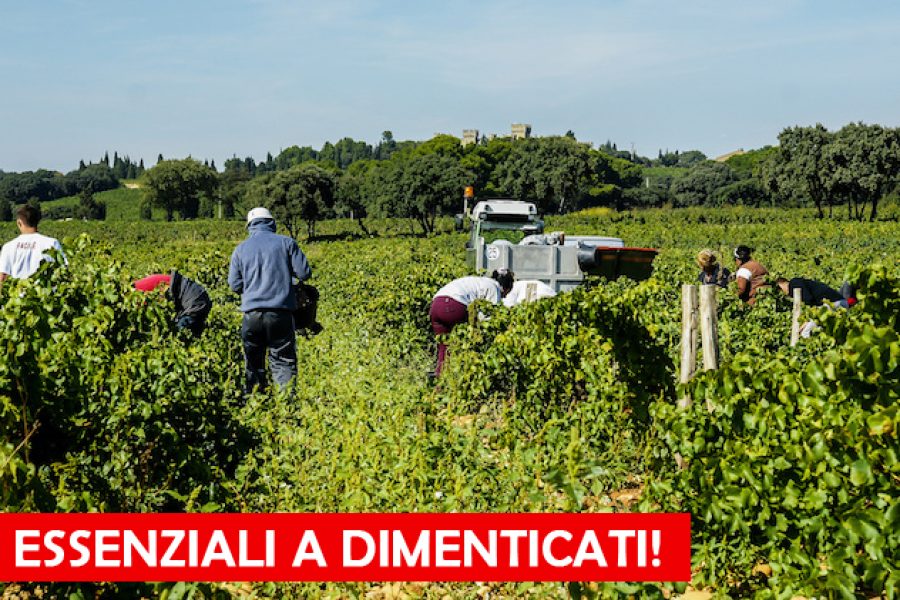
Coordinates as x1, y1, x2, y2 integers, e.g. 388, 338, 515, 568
429, 269, 514, 377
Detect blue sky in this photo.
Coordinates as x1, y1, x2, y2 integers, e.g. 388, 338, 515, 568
1, 0, 898, 172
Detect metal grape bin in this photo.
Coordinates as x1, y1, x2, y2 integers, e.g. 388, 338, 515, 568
479, 238, 658, 292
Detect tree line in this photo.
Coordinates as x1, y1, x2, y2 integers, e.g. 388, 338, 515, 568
3, 122, 897, 227
136, 123, 900, 234
761, 123, 900, 220
0, 152, 145, 205
139, 133, 646, 236
639, 123, 900, 220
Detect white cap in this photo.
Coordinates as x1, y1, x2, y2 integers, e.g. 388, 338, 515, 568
246, 207, 274, 223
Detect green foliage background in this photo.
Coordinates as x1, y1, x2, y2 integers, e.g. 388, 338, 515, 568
0, 207, 897, 598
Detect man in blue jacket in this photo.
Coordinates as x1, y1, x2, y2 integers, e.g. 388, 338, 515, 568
228, 207, 312, 392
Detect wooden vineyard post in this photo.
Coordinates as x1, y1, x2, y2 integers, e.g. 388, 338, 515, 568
675, 284, 700, 468
699, 285, 719, 371
678, 284, 699, 408
790, 287, 803, 347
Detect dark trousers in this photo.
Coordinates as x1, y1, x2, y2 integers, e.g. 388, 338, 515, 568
175, 306, 210, 338
429, 296, 468, 377
241, 310, 297, 392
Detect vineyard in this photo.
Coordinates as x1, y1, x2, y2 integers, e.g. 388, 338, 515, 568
1, 207, 898, 599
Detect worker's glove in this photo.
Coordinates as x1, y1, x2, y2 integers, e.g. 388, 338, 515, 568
799, 321, 819, 338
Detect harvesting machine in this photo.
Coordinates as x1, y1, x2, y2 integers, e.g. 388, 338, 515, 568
461, 199, 658, 291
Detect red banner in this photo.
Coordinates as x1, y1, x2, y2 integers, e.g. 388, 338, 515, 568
0, 513, 690, 582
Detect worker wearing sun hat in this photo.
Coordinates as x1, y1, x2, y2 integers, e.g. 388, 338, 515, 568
695, 249, 731, 288
228, 207, 312, 392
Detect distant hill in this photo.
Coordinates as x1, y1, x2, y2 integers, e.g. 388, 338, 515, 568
41, 186, 151, 221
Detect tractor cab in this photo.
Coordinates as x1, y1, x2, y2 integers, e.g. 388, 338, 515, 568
463, 199, 544, 267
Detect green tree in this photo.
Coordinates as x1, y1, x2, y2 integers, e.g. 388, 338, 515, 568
375, 130, 398, 160
592, 151, 643, 188
413, 134, 464, 159
824, 122, 900, 221
219, 158, 254, 219
113, 152, 127, 179
0, 170, 67, 203
246, 163, 336, 239
761, 124, 833, 217
621, 185, 668, 209
460, 137, 513, 197
582, 151, 645, 209
670, 162, 739, 207
76, 189, 106, 220
141, 159, 218, 221
494, 137, 594, 213
275, 146, 318, 170
335, 160, 381, 235
0, 200, 11, 221
64, 164, 119, 196
373, 153, 470, 234
725, 146, 777, 178
319, 137, 374, 169
712, 179, 768, 207
654, 149, 707, 168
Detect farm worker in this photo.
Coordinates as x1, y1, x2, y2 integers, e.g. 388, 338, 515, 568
228, 207, 312, 393
733, 245, 769, 305
0, 204, 66, 290
503, 279, 556, 307
696, 249, 731, 288
775, 277, 857, 309
429, 269, 515, 377
133, 271, 213, 336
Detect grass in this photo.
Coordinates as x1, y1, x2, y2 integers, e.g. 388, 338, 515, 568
41, 186, 161, 220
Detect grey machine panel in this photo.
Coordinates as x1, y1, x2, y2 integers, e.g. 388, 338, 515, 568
481, 236, 625, 292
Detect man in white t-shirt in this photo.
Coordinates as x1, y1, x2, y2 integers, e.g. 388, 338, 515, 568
503, 279, 557, 307
0, 205, 65, 289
